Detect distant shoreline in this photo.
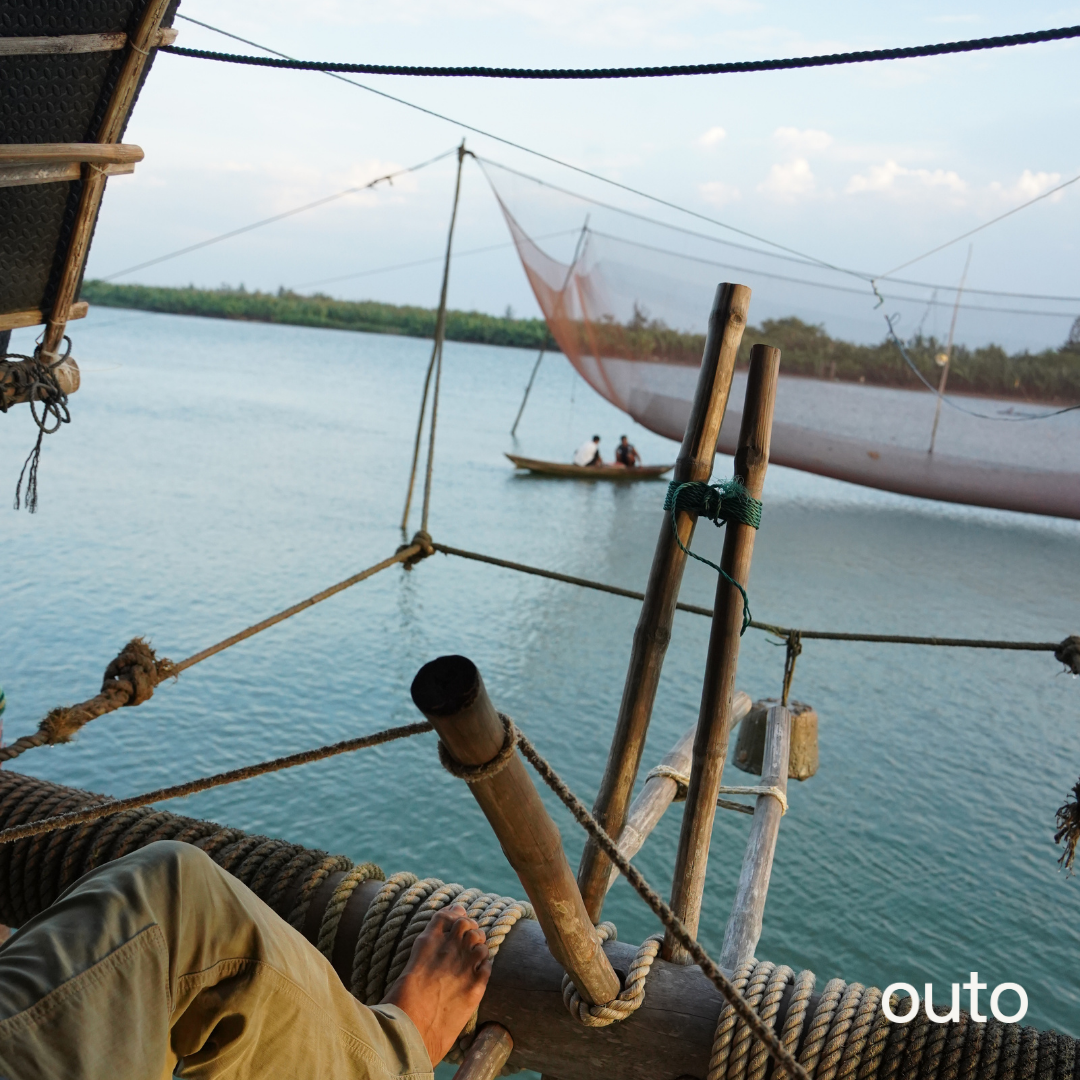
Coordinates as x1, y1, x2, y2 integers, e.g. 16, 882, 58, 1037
80, 282, 1079, 406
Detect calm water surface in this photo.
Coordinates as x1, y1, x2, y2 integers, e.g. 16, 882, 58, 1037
2, 309, 1078, 1036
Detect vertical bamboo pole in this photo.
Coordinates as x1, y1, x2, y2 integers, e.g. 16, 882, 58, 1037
928, 245, 971, 456
401, 140, 466, 534
411, 655, 621, 1006
41, 0, 173, 359
664, 343, 780, 963
510, 349, 544, 437
718, 704, 791, 970
577, 283, 751, 921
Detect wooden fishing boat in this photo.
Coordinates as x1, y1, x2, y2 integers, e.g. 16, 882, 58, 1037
506, 453, 673, 479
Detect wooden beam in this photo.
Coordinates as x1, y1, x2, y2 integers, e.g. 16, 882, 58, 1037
0, 32, 127, 55
719, 704, 791, 970
577, 282, 751, 921
605, 691, 752, 892
0, 27, 176, 56
665, 343, 780, 963
0, 143, 143, 167
0, 302, 88, 332
455, 1024, 514, 1080
41, 0, 173, 358
411, 655, 621, 1007
0, 161, 135, 190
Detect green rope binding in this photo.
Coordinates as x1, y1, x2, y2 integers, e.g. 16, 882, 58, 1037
664, 478, 762, 634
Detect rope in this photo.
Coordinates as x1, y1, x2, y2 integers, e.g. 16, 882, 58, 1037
0, 543, 422, 765
162, 25, 1080, 78
645, 763, 788, 815
438, 714, 519, 782
502, 721, 812, 1080
430, 542, 1073, 655
0, 638, 172, 763
0, 721, 433, 846
561, 927, 663, 1027
664, 478, 761, 635
0, 346, 72, 512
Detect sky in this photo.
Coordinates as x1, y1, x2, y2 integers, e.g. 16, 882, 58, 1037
85, 0, 1080, 350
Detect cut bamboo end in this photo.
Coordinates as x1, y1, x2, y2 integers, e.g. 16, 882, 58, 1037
0, 143, 144, 166
454, 1023, 514, 1080
412, 656, 621, 1007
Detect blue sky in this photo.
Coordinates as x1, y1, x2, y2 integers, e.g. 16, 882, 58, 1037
87, 0, 1080, 349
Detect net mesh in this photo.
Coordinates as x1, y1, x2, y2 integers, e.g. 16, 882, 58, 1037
483, 162, 1080, 520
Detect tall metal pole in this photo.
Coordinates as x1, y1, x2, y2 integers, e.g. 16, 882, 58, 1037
928, 245, 972, 455
576, 283, 751, 921
401, 140, 467, 535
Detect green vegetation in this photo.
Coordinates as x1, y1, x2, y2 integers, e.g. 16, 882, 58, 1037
80, 281, 556, 351
81, 281, 1079, 404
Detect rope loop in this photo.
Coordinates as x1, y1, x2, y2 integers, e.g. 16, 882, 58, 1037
645, 764, 788, 814
438, 713, 519, 784
561, 926, 663, 1027
1, 344, 73, 512
663, 477, 760, 634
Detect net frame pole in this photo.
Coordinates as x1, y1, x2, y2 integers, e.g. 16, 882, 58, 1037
664, 342, 779, 963
509, 348, 544, 437
401, 139, 466, 534
576, 283, 751, 921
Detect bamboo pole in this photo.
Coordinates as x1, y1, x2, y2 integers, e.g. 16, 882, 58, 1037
664, 342, 780, 963
605, 692, 752, 892
928, 245, 972, 455
510, 349, 544, 437
455, 1024, 515, 1080
411, 655, 621, 1006
577, 283, 751, 921
41, 0, 173, 359
718, 704, 791, 970
401, 140, 466, 534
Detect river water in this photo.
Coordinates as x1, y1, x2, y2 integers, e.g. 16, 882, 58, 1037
2, 308, 1078, 1038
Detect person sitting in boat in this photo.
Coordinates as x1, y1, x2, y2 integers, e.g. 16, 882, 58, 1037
573, 434, 603, 467
614, 435, 641, 468
0, 841, 490, 1079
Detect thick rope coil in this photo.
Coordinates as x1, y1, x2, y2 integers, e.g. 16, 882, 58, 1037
747, 965, 795, 1080
646, 764, 788, 814
0, 638, 174, 763
561, 925, 663, 1027
776, 968, 818, 1080
317, 862, 385, 958
709, 958, 759, 1080
437, 713, 518, 783
726, 961, 778, 1080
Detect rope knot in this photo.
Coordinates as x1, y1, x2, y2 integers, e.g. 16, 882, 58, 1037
438, 713, 519, 783
664, 477, 762, 529
102, 637, 169, 707
399, 530, 436, 570
1054, 635, 1080, 675
1055, 777, 1080, 874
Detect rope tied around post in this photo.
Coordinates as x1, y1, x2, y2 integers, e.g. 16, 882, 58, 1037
0, 638, 173, 763
0, 346, 73, 512
437, 713, 519, 783
782, 631, 802, 706
562, 927, 663, 1027
646, 763, 789, 815
664, 478, 761, 634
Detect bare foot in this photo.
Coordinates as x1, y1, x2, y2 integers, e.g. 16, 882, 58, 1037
382, 903, 492, 1065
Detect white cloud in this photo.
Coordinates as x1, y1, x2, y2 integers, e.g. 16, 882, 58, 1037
773, 127, 832, 155
845, 160, 966, 196
759, 158, 815, 199
989, 169, 1063, 203
699, 180, 741, 205
697, 126, 727, 148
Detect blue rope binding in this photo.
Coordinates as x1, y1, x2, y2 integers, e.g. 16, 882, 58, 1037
664, 478, 762, 634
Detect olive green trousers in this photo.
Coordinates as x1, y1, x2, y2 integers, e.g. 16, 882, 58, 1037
0, 840, 432, 1080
